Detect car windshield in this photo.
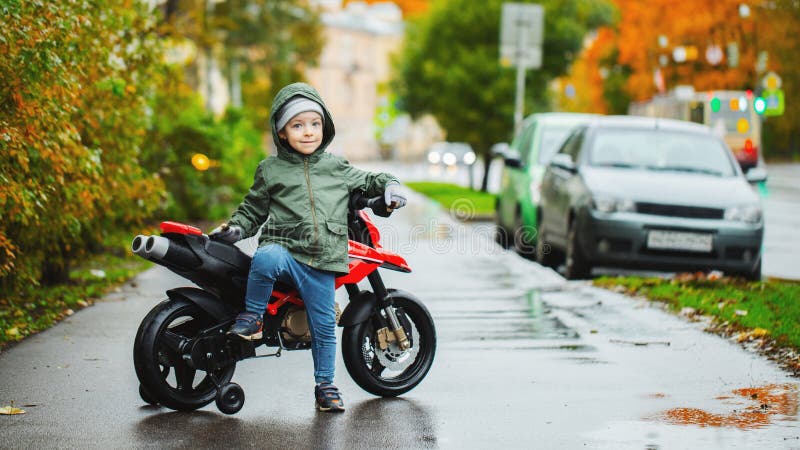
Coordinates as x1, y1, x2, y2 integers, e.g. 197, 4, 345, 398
538, 126, 577, 164
589, 129, 737, 177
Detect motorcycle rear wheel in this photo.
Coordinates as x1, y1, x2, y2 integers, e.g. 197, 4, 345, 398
134, 299, 235, 411
342, 293, 436, 397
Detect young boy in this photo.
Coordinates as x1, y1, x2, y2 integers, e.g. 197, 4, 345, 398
209, 82, 406, 412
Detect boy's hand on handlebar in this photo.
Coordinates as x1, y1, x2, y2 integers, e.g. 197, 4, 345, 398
209, 223, 242, 243
384, 182, 407, 210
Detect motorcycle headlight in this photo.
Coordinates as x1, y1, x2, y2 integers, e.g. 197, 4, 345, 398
724, 204, 762, 223
592, 195, 635, 213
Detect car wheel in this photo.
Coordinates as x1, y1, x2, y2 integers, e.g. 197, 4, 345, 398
535, 217, 560, 269
494, 226, 510, 249
731, 258, 762, 282
494, 200, 510, 249
513, 210, 537, 257
564, 219, 591, 280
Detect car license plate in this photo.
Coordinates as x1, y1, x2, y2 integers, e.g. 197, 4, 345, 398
647, 230, 713, 253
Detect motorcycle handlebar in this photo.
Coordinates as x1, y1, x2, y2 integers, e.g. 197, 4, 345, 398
349, 191, 393, 217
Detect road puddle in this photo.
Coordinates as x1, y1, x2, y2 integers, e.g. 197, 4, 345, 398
658, 383, 798, 429
523, 290, 579, 340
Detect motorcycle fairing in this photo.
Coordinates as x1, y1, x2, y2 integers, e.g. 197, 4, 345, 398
166, 287, 238, 321
355, 211, 411, 273
161, 221, 202, 235
358, 210, 382, 247
347, 238, 411, 274
336, 258, 380, 288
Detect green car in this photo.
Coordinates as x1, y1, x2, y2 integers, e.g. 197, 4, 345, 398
494, 112, 598, 254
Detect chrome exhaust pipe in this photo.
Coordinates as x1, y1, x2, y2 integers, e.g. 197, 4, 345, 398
131, 235, 148, 257
141, 235, 201, 268
144, 235, 170, 260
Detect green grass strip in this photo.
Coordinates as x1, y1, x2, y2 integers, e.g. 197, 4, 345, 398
594, 275, 800, 349
406, 181, 496, 218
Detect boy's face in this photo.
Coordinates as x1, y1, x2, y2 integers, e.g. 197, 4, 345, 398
278, 111, 324, 155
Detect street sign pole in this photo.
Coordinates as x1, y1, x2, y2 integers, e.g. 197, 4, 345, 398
500, 3, 543, 134
514, 63, 525, 133
514, 21, 527, 133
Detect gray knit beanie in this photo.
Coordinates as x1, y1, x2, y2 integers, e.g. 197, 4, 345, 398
275, 97, 324, 131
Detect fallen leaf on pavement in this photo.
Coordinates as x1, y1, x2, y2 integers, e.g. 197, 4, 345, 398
0, 405, 25, 415
736, 328, 770, 342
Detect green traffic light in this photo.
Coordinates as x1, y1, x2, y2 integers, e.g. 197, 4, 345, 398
754, 97, 767, 114
710, 97, 721, 112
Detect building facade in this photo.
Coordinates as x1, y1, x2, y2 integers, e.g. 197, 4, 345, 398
306, 1, 404, 160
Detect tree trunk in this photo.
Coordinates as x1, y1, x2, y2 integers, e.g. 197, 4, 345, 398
41, 252, 71, 286
480, 152, 492, 193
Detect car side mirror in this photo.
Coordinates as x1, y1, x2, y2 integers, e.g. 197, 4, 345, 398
491, 142, 510, 158
745, 167, 767, 184
550, 153, 576, 173
503, 154, 524, 169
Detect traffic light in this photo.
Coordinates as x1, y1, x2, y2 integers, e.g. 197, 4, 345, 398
754, 97, 767, 115
710, 97, 721, 112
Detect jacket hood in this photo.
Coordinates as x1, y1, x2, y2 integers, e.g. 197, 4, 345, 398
270, 82, 336, 162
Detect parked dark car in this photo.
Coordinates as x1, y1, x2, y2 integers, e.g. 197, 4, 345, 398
536, 116, 765, 280
494, 113, 598, 252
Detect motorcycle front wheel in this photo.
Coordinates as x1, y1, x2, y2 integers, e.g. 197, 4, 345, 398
342, 292, 436, 397
133, 298, 235, 411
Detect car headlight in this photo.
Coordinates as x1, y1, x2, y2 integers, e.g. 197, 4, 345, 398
427, 151, 441, 164
463, 151, 477, 165
724, 204, 762, 223
442, 152, 457, 166
592, 195, 636, 213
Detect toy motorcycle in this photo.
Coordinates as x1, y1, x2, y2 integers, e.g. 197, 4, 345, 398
131, 192, 436, 414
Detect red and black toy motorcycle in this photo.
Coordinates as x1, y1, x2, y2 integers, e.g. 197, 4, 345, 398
131, 193, 436, 414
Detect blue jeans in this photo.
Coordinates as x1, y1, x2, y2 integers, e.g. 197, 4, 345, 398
245, 243, 336, 384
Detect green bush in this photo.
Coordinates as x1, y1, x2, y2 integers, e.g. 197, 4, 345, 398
0, 1, 166, 290
143, 93, 266, 222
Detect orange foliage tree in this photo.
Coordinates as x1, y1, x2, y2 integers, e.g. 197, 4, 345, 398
614, 0, 758, 100
344, 0, 429, 17
558, 28, 618, 114
559, 0, 800, 156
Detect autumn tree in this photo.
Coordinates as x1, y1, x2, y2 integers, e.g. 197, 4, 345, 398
394, 0, 615, 190
345, 0, 430, 17
160, 0, 323, 123
758, 0, 800, 158
0, 1, 166, 289
562, 0, 800, 156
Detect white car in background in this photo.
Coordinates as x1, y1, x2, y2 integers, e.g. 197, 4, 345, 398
427, 142, 477, 167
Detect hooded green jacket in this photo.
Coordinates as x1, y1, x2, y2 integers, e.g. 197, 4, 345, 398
228, 82, 398, 273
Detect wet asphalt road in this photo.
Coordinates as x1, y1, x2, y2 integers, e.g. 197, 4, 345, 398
2, 190, 800, 449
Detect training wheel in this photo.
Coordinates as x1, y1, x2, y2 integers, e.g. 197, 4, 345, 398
139, 384, 159, 406
216, 382, 245, 415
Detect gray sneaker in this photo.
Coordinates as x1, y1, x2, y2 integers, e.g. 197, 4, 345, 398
227, 312, 263, 340
314, 383, 345, 412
